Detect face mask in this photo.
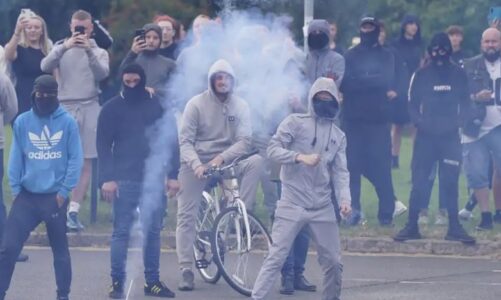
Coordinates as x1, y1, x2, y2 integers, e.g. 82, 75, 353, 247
123, 84, 146, 100
360, 29, 379, 47
313, 97, 338, 118
430, 47, 451, 66
483, 50, 501, 63
33, 93, 59, 116
308, 33, 329, 50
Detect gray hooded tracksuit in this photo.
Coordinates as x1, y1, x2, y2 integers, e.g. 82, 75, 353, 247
176, 59, 263, 269
306, 20, 345, 86
252, 77, 350, 300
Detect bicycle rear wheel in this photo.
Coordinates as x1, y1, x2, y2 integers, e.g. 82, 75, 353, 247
193, 191, 221, 283
211, 207, 272, 296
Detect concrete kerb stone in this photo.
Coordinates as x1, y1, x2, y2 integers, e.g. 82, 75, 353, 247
26, 232, 501, 257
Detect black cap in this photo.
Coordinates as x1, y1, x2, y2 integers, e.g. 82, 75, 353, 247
360, 15, 378, 27
33, 75, 58, 93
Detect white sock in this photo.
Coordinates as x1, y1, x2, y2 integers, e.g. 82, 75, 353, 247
68, 201, 80, 213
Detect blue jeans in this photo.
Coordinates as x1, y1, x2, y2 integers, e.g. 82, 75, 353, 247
110, 181, 165, 284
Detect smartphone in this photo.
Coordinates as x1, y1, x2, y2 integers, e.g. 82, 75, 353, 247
135, 28, 145, 41
488, 6, 501, 24
75, 25, 85, 35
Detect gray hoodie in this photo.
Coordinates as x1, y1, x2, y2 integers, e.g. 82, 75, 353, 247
306, 20, 345, 86
40, 39, 109, 102
267, 77, 350, 210
0, 72, 18, 148
179, 59, 252, 170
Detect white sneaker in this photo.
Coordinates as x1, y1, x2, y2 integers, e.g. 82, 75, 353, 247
418, 214, 429, 225
458, 208, 473, 221
393, 201, 408, 217
434, 212, 448, 226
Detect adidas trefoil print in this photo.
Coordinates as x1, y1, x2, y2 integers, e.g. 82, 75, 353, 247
28, 125, 63, 160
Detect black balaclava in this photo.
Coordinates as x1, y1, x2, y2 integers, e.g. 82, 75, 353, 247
121, 63, 147, 101
31, 75, 59, 117
142, 23, 162, 56
427, 32, 452, 66
312, 94, 339, 119
308, 31, 329, 50
359, 16, 380, 47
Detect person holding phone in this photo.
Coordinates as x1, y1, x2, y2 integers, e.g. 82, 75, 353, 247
120, 23, 176, 102
41, 10, 109, 232
4, 12, 52, 120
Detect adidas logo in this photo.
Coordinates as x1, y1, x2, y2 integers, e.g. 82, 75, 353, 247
29, 126, 63, 150
28, 126, 63, 160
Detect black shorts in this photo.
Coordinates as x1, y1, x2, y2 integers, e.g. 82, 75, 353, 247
390, 97, 411, 125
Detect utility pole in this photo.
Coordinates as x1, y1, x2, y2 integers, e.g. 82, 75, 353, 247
304, 0, 314, 51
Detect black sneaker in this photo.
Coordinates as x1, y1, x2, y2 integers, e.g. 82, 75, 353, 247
109, 281, 124, 299
16, 253, 29, 262
445, 225, 476, 244
476, 212, 493, 231
144, 281, 175, 298
294, 275, 317, 292
393, 224, 421, 242
57, 295, 69, 300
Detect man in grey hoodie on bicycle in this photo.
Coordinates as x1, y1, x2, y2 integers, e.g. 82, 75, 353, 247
176, 58, 263, 291
252, 77, 351, 300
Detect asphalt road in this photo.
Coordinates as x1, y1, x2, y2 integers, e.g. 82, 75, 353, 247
5, 247, 501, 300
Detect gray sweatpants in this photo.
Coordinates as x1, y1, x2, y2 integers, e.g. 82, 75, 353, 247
176, 154, 264, 269
252, 201, 343, 300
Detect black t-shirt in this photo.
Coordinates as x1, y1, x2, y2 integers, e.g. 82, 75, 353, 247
12, 46, 46, 115
158, 42, 179, 60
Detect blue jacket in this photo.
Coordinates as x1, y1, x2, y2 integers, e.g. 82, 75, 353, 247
9, 106, 83, 198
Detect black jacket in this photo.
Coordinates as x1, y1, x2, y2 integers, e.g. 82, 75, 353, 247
340, 44, 397, 124
97, 93, 180, 186
409, 62, 471, 136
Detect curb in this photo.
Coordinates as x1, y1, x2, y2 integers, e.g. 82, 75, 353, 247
26, 232, 501, 257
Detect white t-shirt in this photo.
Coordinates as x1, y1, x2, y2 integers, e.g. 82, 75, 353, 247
463, 58, 501, 143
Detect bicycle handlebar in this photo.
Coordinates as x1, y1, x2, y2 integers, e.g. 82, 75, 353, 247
203, 150, 260, 177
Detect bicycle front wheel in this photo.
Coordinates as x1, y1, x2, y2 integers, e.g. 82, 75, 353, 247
211, 207, 272, 296
193, 192, 221, 283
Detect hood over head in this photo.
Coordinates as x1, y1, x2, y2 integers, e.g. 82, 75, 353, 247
31, 74, 60, 117
400, 14, 422, 43
208, 59, 236, 98
142, 23, 163, 53
121, 63, 148, 100
308, 77, 340, 118
307, 19, 330, 50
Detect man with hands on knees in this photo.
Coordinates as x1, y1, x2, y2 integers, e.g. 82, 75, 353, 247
176, 59, 263, 291
252, 77, 351, 300
0, 75, 83, 300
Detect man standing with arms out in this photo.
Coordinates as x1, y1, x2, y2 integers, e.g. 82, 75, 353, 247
98, 64, 178, 299
252, 77, 351, 300
120, 23, 176, 100
341, 16, 398, 226
0, 72, 18, 260
0, 75, 83, 300
461, 28, 501, 230
391, 14, 423, 169
176, 59, 263, 291
41, 9, 109, 231
394, 33, 475, 243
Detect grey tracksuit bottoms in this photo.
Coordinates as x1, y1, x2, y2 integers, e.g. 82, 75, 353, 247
176, 154, 264, 269
252, 201, 343, 300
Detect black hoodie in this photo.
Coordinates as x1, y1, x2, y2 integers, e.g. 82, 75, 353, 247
392, 14, 423, 89
409, 34, 471, 136
97, 64, 179, 185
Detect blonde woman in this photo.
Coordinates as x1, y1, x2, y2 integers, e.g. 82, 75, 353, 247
4, 14, 52, 118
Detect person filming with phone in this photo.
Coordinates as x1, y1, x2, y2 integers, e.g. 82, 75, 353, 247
120, 24, 176, 103
41, 9, 110, 232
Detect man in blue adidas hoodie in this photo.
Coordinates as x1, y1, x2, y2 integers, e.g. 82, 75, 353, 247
0, 75, 83, 300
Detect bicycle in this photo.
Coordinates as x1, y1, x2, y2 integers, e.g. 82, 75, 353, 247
194, 151, 272, 296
